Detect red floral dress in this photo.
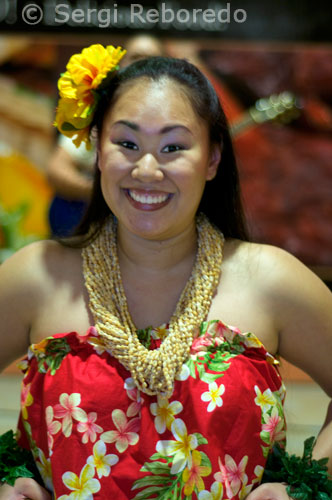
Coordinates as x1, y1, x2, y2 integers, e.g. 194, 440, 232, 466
17, 319, 286, 499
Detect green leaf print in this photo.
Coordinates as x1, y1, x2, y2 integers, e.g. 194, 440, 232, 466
133, 481, 185, 500
133, 440, 212, 499
186, 352, 233, 384
195, 433, 208, 447
142, 461, 173, 475
132, 455, 185, 500
262, 445, 270, 459
260, 430, 271, 445
35, 338, 71, 375
199, 451, 211, 468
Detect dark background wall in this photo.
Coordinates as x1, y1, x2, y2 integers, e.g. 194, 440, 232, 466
0, 0, 331, 41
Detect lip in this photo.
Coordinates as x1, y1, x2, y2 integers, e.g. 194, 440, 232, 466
124, 188, 173, 211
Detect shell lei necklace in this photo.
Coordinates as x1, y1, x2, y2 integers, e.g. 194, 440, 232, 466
82, 213, 224, 396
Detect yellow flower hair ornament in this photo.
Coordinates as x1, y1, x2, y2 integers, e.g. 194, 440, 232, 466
54, 44, 126, 149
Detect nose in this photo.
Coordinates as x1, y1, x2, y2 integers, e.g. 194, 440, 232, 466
131, 153, 164, 182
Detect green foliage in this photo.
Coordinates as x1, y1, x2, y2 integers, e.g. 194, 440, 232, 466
262, 436, 332, 499
0, 430, 41, 486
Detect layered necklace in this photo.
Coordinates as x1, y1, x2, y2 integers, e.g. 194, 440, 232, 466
82, 213, 224, 396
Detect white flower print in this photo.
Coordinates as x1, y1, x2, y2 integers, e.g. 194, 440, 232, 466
36, 448, 53, 492
156, 418, 198, 474
175, 364, 190, 381
254, 386, 276, 413
87, 440, 119, 478
201, 382, 225, 412
150, 396, 183, 433
58, 464, 100, 499
198, 481, 223, 500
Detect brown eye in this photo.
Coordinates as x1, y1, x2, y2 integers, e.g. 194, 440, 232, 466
162, 144, 183, 153
118, 141, 138, 150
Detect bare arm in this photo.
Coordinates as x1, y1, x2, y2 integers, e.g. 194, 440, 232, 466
0, 243, 46, 372
47, 146, 92, 201
258, 246, 332, 469
0, 478, 51, 500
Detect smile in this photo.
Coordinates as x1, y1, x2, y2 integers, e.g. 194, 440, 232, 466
128, 190, 169, 204
125, 189, 173, 210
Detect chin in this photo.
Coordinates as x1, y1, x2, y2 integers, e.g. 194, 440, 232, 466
121, 213, 179, 241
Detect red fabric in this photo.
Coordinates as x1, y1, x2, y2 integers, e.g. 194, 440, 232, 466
17, 320, 285, 499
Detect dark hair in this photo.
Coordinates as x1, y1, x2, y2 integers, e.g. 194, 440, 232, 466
65, 56, 249, 246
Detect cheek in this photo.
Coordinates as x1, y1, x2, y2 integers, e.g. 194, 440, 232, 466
98, 147, 129, 175
172, 153, 209, 185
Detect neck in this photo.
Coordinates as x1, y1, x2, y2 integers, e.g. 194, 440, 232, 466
117, 221, 197, 275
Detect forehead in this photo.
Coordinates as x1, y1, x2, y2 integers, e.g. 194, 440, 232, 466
104, 77, 204, 130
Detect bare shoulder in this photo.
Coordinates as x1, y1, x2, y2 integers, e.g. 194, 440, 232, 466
244, 241, 330, 304
224, 239, 332, 389
223, 237, 332, 333
224, 238, 327, 296
0, 240, 82, 369
228, 240, 332, 387
0, 239, 81, 289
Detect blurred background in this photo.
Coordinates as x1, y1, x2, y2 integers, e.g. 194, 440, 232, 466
0, 0, 331, 455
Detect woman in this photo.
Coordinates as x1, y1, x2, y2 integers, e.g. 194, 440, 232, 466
0, 45, 331, 499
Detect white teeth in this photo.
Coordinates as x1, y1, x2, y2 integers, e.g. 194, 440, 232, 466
128, 190, 169, 204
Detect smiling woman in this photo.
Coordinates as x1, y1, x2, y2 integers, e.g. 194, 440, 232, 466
0, 45, 332, 500
73, 54, 248, 245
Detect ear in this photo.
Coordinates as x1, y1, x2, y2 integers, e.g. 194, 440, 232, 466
206, 143, 222, 181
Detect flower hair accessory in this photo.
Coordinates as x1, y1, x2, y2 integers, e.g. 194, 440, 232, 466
54, 44, 126, 149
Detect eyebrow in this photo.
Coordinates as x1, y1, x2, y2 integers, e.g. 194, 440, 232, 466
112, 120, 192, 135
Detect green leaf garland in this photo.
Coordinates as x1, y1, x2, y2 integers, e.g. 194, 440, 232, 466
262, 437, 332, 499
0, 430, 42, 487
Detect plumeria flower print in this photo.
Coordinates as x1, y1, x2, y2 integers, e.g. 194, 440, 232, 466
21, 383, 33, 420
214, 454, 248, 499
262, 406, 286, 443
77, 411, 103, 444
124, 378, 142, 417
254, 386, 276, 413
175, 363, 190, 381
100, 409, 140, 453
182, 449, 211, 496
201, 382, 225, 412
36, 448, 53, 492
156, 418, 198, 474
53, 393, 88, 438
45, 406, 61, 452
198, 480, 224, 500
150, 396, 183, 433
57, 464, 100, 499
87, 440, 119, 478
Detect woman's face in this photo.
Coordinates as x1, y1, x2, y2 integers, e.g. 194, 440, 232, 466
98, 77, 220, 241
